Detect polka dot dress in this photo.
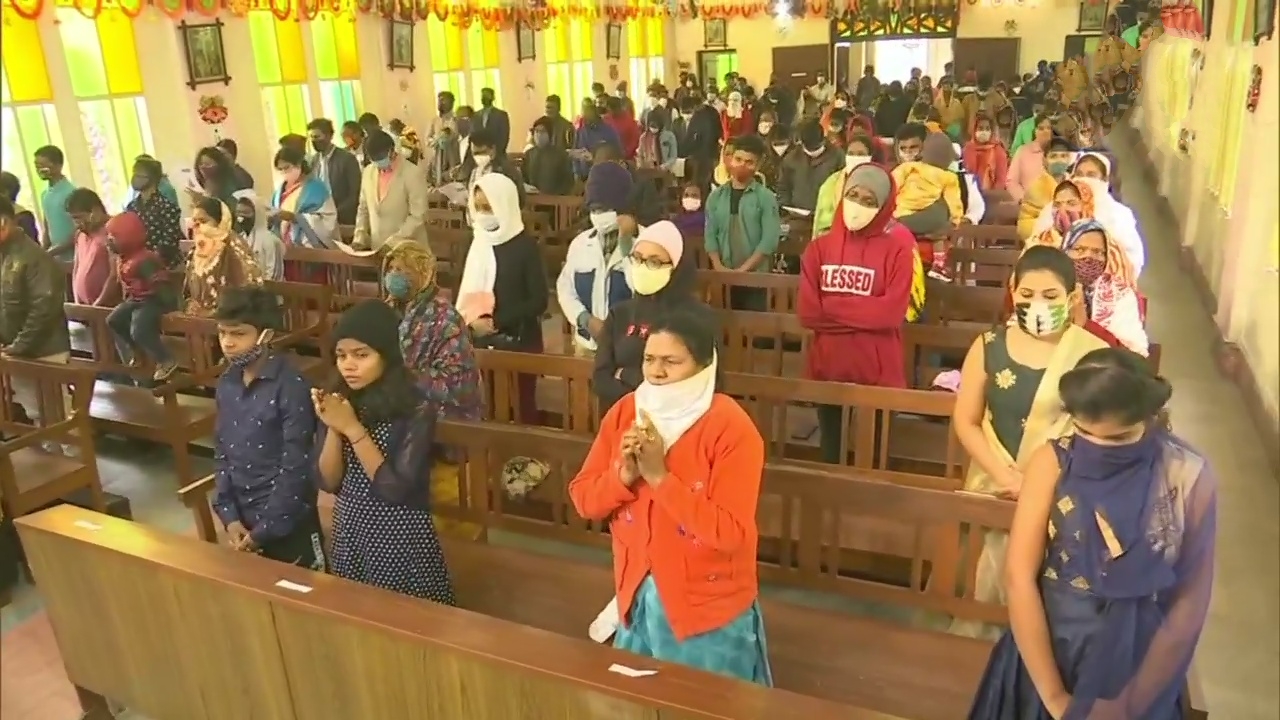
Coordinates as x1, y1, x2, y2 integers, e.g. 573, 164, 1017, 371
328, 419, 455, 605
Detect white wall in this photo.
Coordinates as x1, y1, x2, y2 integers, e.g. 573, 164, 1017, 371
957, 2, 1084, 75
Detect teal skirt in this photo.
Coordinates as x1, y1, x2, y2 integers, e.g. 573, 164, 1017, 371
613, 575, 773, 686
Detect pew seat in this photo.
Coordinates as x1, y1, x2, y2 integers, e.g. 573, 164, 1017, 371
441, 537, 991, 720
88, 382, 217, 430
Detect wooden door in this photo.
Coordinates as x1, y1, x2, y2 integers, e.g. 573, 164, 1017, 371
951, 39, 1021, 84
834, 44, 851, 89
771, 44, 831, 95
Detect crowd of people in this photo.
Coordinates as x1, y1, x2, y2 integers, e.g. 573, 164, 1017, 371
0, 22, 1212, 718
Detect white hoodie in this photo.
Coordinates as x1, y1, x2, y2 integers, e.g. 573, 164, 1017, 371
232, 189, 286, 281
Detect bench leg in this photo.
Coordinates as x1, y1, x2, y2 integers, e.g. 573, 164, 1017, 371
75, 686, 115, 719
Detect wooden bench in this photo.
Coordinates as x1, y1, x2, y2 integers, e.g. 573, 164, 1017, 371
18, 504, 871, 720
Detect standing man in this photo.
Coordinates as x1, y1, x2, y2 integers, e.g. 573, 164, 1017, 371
571, 100, 621, 179
704, 135, 781, 310
424, 91, 460, 185
306, 118, 362, 225
33, 145, 76, 264
538, 94, 576, 150
855, 65, 881, 111
0, 197, 70, 362
353, 131, 430, 250
476, 87, 510, 156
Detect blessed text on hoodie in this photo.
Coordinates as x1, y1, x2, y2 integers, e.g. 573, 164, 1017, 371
797, 167, 915, 387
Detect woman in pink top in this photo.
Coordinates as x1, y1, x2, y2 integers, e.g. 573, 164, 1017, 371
65, 188, 119, 306
1005, 114, 1053, 202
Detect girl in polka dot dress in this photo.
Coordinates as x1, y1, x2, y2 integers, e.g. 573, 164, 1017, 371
312, 300, 455, 604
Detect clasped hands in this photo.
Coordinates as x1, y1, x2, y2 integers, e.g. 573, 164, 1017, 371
618, 410, 667, 487
310, 388, 361, 437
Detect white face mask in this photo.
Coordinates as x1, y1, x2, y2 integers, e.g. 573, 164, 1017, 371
681, 197, 701, 211
772, 142, 790, 155
473, 154, 491, 169
803, 145, 825, 158
646, 96, 658, 108
630, 265, 673, 295
845, 154, 872, 171
898, 150, 920, 163
841, 199, 878, 231
680, 112, 693, 121
657, 97, 668, 107
833, 99, 847, 109
473, 212, 500, 233
758, 122, 774, 135
974, 130, 992, 143
589, 210, 619, 233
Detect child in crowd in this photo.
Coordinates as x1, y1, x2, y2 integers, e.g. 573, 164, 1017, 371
104, 211, 179, 380
671, 183, 705, 236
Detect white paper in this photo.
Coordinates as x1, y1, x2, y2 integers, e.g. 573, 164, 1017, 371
781, 206, 812, 217
671, 158, 686, 178
274, 579, 313, 594
608, 663, 658, 678
437, 182, 469, 207
523, 183, 540, 194
72, 520, 102, 531
588, 596, 620, 643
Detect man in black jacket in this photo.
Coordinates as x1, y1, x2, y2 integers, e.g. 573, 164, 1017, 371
524, 118, 575, 195
681, 96, 722, 192
0, 197, 69, 362
476, 87, 511, 156
306, 118, 363, 225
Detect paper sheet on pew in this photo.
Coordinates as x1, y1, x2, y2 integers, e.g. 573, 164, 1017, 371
608, 664, 658, 678
588, 595, 620, 643
437, 182, 469, 207
782, 206, 812, 217
671, 158, 686, 178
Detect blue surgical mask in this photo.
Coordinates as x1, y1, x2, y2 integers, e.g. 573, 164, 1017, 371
383, 271, 412, 299
373, 157, 392, 170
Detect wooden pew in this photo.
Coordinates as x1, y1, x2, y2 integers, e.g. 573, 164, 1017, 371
18, 505, 873, 720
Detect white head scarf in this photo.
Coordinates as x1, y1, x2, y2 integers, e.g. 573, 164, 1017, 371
458, 172, 525, 297
633, 351, 718, 451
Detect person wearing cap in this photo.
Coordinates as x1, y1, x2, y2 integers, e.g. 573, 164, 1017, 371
556, 163, 637, 358
704, 135, 781, 311
1013, 131, 1076, 240
313, 299, 455, 603
798, 164, 918, 463
592, 221, 716, 413
890, 126, 964, 241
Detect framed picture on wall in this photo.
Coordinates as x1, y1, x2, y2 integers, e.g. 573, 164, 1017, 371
388, 20, 415, 71
1063, 33, 1105, 62
1077, 1, 1107, 32
704, 19, 728, 49
178, 20, 231, 90
606, 23, 622, 60
516, 21, 536, 62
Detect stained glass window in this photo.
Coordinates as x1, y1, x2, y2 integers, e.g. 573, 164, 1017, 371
250, 11, 313, 146
832, 1, 958, 40
0, 9, 63, 221
56, 8, 152, 211
627, 17, 666, 96
311, 12, 364, 127
546, 17, 595, 115
428, 11, 503, 111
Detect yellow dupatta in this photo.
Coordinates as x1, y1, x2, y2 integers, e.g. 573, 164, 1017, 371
952, 324, 1108, 638
1017, 171, 1058, 240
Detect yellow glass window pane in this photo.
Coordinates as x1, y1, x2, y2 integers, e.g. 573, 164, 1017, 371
446, 24, 464, 70
544, 25, 560, 63
57, 9, 110, 98
432, 72, 466, 106
0, 13, 52, 103
627, 21, 641, 53
97, 9, 143, 95
470, 69, 501, 108
334, 14, 361, 79
0, 68, 8, 104
647, 18, 664, 55
276, 18, 307, 84
249, 11, 282, 84
311, 15, 340, 79
428, 19, 449, 70
481, 27, 499, 67
574, 19, 593, 60
465, 23, 484, 69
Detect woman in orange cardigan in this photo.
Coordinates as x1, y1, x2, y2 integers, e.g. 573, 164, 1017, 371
568, 309, 771, 685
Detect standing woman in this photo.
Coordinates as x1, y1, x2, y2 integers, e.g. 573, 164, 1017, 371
382, 240, 483, 539
184, 197, 265, 316
271, 146, 337, 286
950, 247, 1107, 638
968, 348, 1215, 720
455, 173, 547, 422
569, 309, 771, 685
962, 114, 1010, 192
187, 146, 239, 208
312, 299, 455, 604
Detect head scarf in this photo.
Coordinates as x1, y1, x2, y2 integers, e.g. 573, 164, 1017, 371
829, 163, 898, 240
333, 299, 406, 368
1060, 218, 1148, 355
1031, 178, 1097, 246
381, 239, 438, 303
635, 220, 684, 266
458, 173, 524, 313
1061, 218, 1136, 289
191, 199, 234, 272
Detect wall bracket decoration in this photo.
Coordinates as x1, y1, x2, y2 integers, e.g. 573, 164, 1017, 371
1246, 65, 1262, 113
178, 19, 231, 91
197, 95, 229, 142
388, 19, 415, 70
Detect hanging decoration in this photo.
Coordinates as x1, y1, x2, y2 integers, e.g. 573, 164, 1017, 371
198, 94, 229, 141
1246, 65, 1262, 114
831, 0, 961, 40
9, 0, 885, 25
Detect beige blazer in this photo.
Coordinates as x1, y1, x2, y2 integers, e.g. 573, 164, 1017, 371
353, 159, 430, 250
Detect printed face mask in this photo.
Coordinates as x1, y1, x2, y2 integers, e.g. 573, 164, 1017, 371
1014, 300, 1070, 337
229, 329, 272, 368
1054, 208, 1082, 234
631, 265, 673, 295
1073, 257, 1106, 287
974, 130, 992, 143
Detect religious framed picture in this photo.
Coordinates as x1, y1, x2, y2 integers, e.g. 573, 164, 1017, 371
606, 23, 622, 60
1063, 33, 1105, 61
704, 18, 728, 48
388, 19, 415, 71
1077, 0, 1108, 32
516, 21, 536, 62
178, 20, 231, 91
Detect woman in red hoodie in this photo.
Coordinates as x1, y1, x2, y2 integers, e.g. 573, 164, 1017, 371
798, 164, 917, 464
961, 112, 1009, 192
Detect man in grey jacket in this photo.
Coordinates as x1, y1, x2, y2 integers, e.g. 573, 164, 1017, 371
776, 120, 843, 213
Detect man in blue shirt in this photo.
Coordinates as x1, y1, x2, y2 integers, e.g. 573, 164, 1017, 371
212, 287, 324, 569
33, 145, 76, 262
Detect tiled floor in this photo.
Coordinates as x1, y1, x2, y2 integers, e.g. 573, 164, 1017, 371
2, 133, 1277, 719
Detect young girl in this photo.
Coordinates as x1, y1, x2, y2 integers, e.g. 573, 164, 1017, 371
569, 308, 771, 684
104, 211, 179, 380
968, 347, 1215, 720
312, 299, 455, 603
962, 113, 1010, 192
671, 183, 705, 237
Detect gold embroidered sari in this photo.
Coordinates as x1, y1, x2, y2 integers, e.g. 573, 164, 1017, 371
951, 324, 1108, 638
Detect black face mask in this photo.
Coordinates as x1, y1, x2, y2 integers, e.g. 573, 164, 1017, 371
481, 96, 494, 107
438, 103, 453, 114
456, 120, 472, 136
311, 139, 331, 153
235, 217, 254, 234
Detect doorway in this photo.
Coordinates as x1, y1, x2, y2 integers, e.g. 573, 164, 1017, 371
952, 38, 1021, 83
771, 44, 831, 95
697, 50, 739, 89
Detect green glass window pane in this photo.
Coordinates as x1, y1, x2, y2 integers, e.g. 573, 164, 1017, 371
249, 12, 282, 84
79, 99, 129, 209
311, 18, 339, 80
284, 84, 310, 134
0, 107, 36, 218
262, 86, 288, 145
57, 10, 110, 98
340, 80, 361, 124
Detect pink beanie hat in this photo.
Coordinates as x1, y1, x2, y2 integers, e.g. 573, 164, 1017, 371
636, 220, 684, 266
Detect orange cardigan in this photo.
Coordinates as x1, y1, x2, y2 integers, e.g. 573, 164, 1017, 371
568, 393, 764, 641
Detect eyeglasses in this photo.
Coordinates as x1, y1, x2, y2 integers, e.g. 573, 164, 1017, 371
629, 254, 673, 270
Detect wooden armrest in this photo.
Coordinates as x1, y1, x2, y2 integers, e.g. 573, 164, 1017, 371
151, 364, 224, 398
0, 414, 81, 454
178, 473, 216, 507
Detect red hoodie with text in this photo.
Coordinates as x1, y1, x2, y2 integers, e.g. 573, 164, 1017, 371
797, 165, 915, 387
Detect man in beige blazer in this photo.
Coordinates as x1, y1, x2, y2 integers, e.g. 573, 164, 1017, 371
353, 130, 430, 250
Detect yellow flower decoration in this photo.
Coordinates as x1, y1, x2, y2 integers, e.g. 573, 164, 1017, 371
993, 368, 1017, 390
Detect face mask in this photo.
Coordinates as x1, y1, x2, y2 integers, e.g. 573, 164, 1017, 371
803, 144, 825, 158
647, 126, 660, 134
898, 150, 920, 162
646, 97, 658, 108
590, 210, 619, 233
456, 120, 472, 135
1073, 257, 1106, 287
686, 81, 694, 88
680, 112, 693, 121
474, 154, 491, 169
816, 78, 827, 86
658, 97, 668, 107
438, 103, 453, 114
833, 99, 847, 109
631, 265, 673, 295
758, 122, 774, 135
974, 130, 992, 143
1014, 300, 1070, 337
228, 329, 272, 369
1078, 134, 1093, 147
473, 212, 501, 233
845, 154, 872, 171
681, 197, 702, 211
282, 167, 302, 184
1047, 161, 1071, 178
130, 175, 151, 192
373, 157, 392, 171
533, 133, 549, 147
235, 217, 254, 234
383, 270, 413, 299
1054, 208, 1081, 234
311, 139, 331, 153
772, 142, 790, 155
842, 199, 878, 231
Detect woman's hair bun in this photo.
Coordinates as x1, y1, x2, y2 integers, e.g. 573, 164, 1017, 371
1059, 347, 1171, 425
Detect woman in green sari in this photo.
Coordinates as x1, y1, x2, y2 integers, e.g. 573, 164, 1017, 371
950, 246, 1108, 638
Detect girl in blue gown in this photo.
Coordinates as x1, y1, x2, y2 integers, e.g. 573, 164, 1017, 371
968, 348, 1216, 720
